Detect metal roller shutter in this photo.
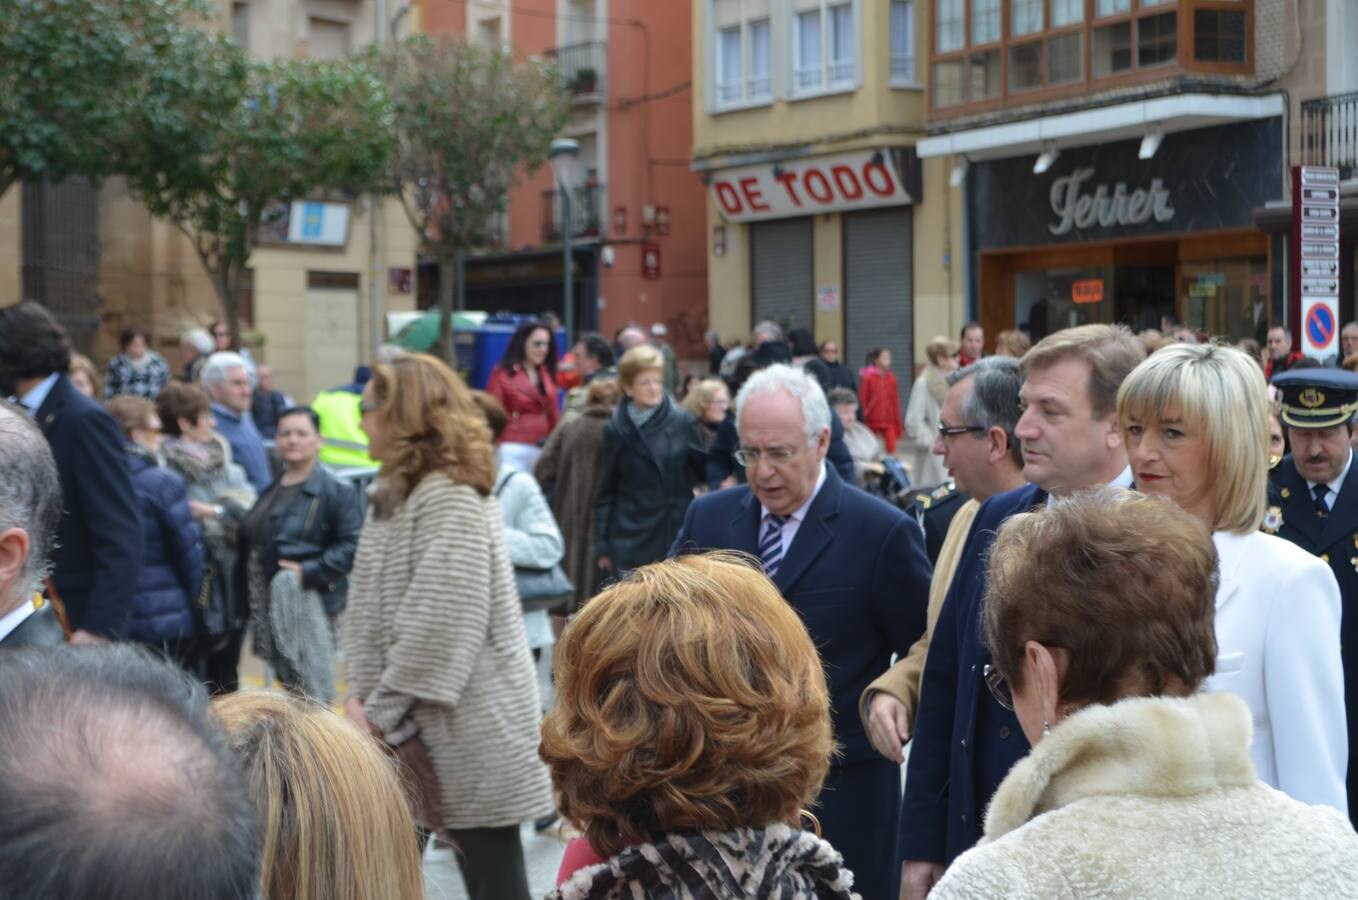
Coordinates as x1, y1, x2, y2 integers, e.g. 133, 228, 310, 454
844, 207, 913, 410
750, 218, 814, 333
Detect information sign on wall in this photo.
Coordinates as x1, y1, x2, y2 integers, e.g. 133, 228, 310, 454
1292, 166, 1341, 361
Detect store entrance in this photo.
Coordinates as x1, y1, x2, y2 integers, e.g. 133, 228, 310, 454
1015, 263, 1175, 341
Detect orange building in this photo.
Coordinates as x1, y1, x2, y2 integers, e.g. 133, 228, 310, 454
421, 0, 710, 360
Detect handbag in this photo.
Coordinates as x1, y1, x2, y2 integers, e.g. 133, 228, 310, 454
494, 471, 575, 613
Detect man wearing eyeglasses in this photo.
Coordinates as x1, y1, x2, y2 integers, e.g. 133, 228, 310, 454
899, 325, 1145, 900
671, 363, 933, 900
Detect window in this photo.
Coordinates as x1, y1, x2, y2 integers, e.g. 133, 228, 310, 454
1012, 0, 1043, 37
1195, 9, 1246, 63
934, 58, 965, 106
306, 17, 350, 60
972, 0, 1001, 44
1092, 21, 1132, 75
1009, 40, 1042, 89
1095, 0, 1131, 16
795, 9, 824, 91
717, 26, 743, 104
1137, 11, 1176, 67
829, 3, 855, 85
891, 0, 917, 83
936, 0, 965, 52
1048, 32, 1082, 82
749, 19, 772, 98
1051, 0, 1082, 27
231, 2, 249, 49
969, 49, 1001, 98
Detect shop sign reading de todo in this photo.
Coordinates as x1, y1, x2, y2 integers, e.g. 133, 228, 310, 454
708, 151, 911, 223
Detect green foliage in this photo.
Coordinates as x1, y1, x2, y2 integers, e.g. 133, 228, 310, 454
0, 0, 212, 194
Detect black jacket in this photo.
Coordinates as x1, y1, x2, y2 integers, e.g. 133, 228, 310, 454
37, 374, 144, 638
126, 448, 204, 644
249, 466, 364, 617
594, 397, 705, 573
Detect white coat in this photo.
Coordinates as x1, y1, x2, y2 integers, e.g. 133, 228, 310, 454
1206, 529, 1348, 812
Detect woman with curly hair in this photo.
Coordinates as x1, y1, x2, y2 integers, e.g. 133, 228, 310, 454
541, 553, 855, 900
343, 352, 552, 900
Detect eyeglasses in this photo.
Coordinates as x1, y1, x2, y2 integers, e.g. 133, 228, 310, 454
734, 446, 797, 466
359, 401, 380, 413
212, 330, 229, 338
528, 340, 550, 348
983, 664, 1013, 711
631, 376, 663, 389
937, 421, 987, 438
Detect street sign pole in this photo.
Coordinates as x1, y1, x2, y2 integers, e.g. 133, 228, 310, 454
1293, 165, 1342, 363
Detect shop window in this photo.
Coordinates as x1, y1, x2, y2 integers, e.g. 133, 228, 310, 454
934, 58, 965, 106
936, 0, 965, 52
716, 26, 743, 104
1195, 9, 1246, 63
1009, 41, 1042, 90
969, 49, 1001, 98
1137, 11, 1177, 67
1048, 32, 1082, 82
1181, 257, 1269, 340
972, 0, 1001, 44
1092, 21, 1132, 76
890, 0, 917, 84
1051, 0, 1082, 27
749, 19, 772, 98
1095, 0, 1131, 16
1012, 0, 1042, 36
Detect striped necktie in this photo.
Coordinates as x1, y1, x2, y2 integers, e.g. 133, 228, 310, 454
759, 514, 786, 577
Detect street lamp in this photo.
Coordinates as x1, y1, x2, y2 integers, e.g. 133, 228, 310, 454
549, 138, 581, 344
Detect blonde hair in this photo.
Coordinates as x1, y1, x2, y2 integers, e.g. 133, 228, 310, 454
618, 344, 665, 389
925, 336, 958, 367
69, 353, 99, 394
994, 329, 1031, 358
681, 377, 729, 417
1117, 343, 1268, 533
105, 395, 156, 438
367, 353, 495, 514
212, 692, 424, 900
540, 552, 834, 857
1021, 324, 1146, 419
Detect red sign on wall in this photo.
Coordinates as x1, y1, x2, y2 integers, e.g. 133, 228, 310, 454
642, 241, 661, 280
1071, 279, 1104, 304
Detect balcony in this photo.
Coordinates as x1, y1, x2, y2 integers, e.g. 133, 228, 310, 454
545, 41, 606, 102
540, 184, 603, 242
1302, 92, 1358, 180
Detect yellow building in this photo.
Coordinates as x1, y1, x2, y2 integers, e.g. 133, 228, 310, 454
0, 0, 422, 404
692, 0, 966, 378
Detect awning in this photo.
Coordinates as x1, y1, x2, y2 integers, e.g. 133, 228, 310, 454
917, 92, 1285, 161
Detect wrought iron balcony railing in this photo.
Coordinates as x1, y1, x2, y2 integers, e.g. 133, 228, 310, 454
545, 41, 605, 99
1302, 91, 1358, 179
541, 184, 603, 242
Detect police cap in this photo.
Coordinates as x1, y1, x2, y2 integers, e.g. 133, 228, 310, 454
1272, 368, 1358, 429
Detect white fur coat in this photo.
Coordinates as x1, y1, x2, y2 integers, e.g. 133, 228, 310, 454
932, 693, 1358, 899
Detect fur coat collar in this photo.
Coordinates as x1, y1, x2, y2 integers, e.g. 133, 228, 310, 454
982, 692, 1257, 841
548, 825, 859, 900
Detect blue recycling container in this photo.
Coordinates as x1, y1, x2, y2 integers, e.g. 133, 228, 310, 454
467, 316, 568, 390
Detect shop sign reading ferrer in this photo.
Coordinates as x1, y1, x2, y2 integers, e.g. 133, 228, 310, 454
1049, 168, 1175, 236
709, 151, 912, 223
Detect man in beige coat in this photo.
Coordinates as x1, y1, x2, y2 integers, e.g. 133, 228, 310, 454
861, 357, 1026, 762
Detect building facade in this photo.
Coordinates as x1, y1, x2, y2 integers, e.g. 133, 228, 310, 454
692, 0, 967, 386
918, 0, 1358, 346
422, 0, 710, 359
1, 0, 422, 404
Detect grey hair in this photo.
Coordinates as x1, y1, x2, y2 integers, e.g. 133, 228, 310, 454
949, 356, 1024, 468
735, 364, 831, 446
181, 328, 213, 355
0, 403, 61, 600
374, 343, 405, 364
752, 320, 784, 344
200, 352, 248, 387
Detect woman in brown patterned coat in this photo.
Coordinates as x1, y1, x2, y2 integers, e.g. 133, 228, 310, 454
534, 378, 621, 613
342, 353, 552, 900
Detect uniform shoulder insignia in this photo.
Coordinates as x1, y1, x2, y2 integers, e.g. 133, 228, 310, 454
916, 493, 933, 510
1269, 455, 1282, 471
930, 482, 957, 501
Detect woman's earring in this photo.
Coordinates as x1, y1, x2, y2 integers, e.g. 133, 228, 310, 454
1042, 719, 1051, 735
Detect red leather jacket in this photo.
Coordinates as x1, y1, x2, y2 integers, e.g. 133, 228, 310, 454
487, 365, 560, 445
858, 365, 902, 438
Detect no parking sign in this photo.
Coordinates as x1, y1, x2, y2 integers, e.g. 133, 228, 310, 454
1304, 300, 1338, 356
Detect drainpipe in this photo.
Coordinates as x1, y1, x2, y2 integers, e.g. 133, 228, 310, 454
368, 0, 388, 360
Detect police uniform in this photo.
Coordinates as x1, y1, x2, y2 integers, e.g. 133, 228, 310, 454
1267, 369, 1358, 824
914, 481, 969, 566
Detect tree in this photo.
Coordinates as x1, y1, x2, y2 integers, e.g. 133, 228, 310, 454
375, 36, 570, 361
123, 42, 393, 342
0, 0, 210, 196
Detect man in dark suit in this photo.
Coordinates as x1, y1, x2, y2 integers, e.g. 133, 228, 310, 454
672, 363, 933, 900
0, 402, 65, 649
1267, 368, 1358, 825
0, 301, 142, 642
899, 324, 1145, 899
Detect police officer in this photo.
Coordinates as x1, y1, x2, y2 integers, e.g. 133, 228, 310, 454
1268, 368, 1358, 825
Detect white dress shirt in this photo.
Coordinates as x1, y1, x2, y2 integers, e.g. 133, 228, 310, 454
1304, 449, 1353, 511
1047, 464, 1134, 507
16, 372, 59, 416
0, 595, 39, 644
759, 463, 828, 562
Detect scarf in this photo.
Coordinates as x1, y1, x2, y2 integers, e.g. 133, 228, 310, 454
626, 397, 663, 432
161, 436, 228, 486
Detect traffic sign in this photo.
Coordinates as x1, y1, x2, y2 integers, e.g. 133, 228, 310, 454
1293, 166, 1341, 360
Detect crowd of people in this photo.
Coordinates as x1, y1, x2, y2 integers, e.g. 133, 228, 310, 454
10, 294, 1358, 900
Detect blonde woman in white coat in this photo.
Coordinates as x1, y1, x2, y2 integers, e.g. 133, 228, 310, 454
931, 491, 1358, 899
1116, 343, 1347, 812
902, 337, 957, 490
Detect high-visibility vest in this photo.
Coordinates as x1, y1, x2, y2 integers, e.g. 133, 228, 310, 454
312, 390, 377, 468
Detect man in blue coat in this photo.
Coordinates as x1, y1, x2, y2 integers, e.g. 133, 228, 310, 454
0, 301, 143, 642
672, 363, 933, 900
899, 324, 1145, 899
